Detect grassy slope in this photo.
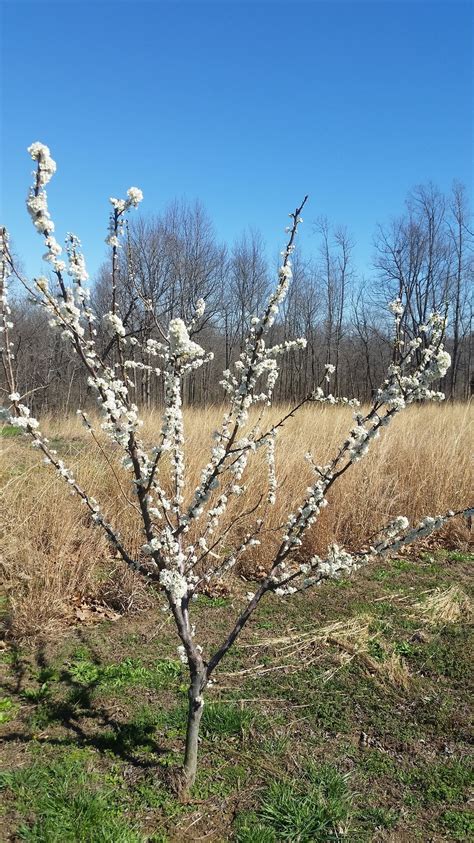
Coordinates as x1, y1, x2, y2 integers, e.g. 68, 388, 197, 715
1, 549, 473, 842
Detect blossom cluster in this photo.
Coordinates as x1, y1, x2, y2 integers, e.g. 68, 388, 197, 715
271, 508, 472, 597
105, 188, 143, 247
169, 318, 205, 363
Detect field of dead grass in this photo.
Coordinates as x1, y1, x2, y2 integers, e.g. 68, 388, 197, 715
1, 402, 472, 638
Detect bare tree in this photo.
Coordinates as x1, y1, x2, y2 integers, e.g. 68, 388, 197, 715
447, 182, 473, 397
314, 218, 354, 394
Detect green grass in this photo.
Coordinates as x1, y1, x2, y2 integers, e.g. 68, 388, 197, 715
201, 701, 256, 737
408, 626, 473, 682
440, 808, 474, 840
67, 652, 183, 690
0, 748, 143, 842
400, 758, 473, 806
1, 549, 472, 841
235, 764, 352, 842
0, 695, 19, 723
0, 424, 22, 437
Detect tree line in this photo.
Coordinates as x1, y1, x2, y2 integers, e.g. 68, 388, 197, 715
7, 180, 473, 412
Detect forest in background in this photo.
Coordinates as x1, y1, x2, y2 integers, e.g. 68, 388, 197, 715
7, 179, 473, 411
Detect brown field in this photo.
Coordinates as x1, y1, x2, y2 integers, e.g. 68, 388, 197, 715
1, 402, 472, 638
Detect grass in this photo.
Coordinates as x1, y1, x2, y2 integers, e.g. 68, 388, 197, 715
0, 424, 22, 437
235, 765, 352, 842
1, 547, 472, 840
66, 652, 183, 690
0, 405, 472, 839
0, 748, 143, 842
1, 402, 471, 637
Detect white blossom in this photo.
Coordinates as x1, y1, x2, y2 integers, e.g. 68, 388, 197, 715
127, 186, 143, 206
159, 569, 188, 602
168, 319, 205, 362
388, 298, 404, 316
103, 311, 126, 337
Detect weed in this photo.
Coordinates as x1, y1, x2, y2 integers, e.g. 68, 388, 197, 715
235, 764, 352, 842
440, 808, 474, 840
201, 701, 255, 738
67, 653, 183, 691
0, 748, 143, 841
0, 696, 19, 724
394, 640, 415, 657
401, 758, 473, 805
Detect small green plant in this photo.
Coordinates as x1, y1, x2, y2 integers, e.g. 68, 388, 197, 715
201, 702, 255, 738
22, 683, 53, 703
0, 696, 19, 724
0, 748, 143, 841
235, 764, 352, 842
394, 640, 415, 657
441, 808, 474, 840
67, 654, 182, 691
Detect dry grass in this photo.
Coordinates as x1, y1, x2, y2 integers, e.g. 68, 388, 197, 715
225, 612, 415, 689
412, 584, 473, 626
1, 402, 472, 637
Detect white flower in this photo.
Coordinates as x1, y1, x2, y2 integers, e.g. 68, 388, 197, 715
169, 319, 204, 362
194, 298, 206, 319
35, 276, 49, 293
388, 298, 404, 316
159, 568, 188, 602
103, 311, 126, 337
433, 350, 451, 378
127, 187, 143, 206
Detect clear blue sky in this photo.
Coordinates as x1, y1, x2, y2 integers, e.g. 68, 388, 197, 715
1, 0, 472, 281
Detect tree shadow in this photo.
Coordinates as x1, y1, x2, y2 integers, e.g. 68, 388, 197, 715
2, 634, 171, 770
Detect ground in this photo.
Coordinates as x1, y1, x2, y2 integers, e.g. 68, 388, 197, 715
0, 548, 472, 842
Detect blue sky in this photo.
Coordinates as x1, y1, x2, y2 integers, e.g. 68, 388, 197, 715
1, 0, 472, 281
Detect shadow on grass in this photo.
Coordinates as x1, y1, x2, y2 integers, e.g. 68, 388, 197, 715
2, 633, 172, 770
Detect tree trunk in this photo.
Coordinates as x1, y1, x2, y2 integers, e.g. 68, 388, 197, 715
182, 672, 205, 791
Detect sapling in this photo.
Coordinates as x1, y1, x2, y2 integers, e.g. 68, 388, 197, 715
0, 143, 471, 792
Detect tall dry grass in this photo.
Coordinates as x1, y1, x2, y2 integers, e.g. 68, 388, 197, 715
1, 402, 472, 637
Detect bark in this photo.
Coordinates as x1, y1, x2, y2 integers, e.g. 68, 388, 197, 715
182, 668, 206, 790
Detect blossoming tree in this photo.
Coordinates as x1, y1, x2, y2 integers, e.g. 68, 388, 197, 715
1, 143, 472, 791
